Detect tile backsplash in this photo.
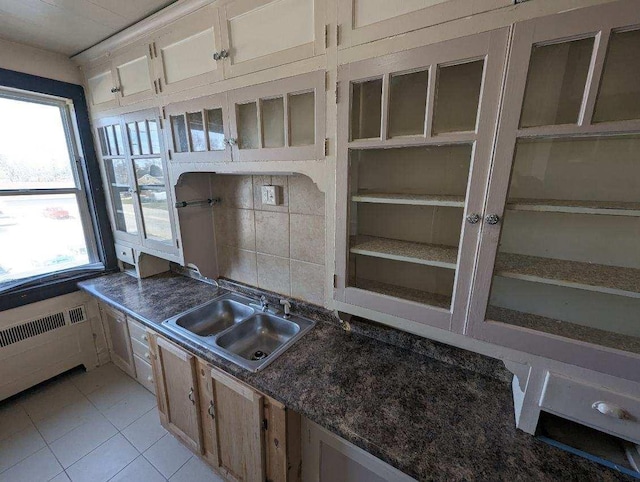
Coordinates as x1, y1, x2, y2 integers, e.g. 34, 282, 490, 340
212, 174, 325, 306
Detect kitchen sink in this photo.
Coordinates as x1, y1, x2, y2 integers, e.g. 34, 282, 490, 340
173, 298, 253, 336
162, 291, 315, 372
216, 313, 300, 361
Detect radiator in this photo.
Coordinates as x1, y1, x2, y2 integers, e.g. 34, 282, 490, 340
0, 292, 100, 401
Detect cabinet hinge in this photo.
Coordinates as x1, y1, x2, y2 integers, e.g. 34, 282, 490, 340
158, 117, 163, 130
157, 78, 163, 93
335, 81, 339, 104
333, 274, 337, 288
168, 150, 172, 161
336, 24, 341, 46
162, 107, 166, 119
324, 24, 329, 49
176, 239, 180, 249
153, 42, 158, 58
262, 419, 268, 431
325, 71, 330, 91
148, 44, 153, 59
324, 138, 329, 156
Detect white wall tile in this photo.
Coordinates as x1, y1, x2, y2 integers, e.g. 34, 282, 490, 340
255, 210, 289, 257
289, 175, 325, 216
291, 260, 325, 305
290, 214, 325, 264
257, 254, 291, 296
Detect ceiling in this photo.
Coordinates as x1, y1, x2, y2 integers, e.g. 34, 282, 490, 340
0, 0, 176, 56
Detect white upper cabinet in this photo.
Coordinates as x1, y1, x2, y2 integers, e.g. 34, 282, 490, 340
154, 4, 224, 95
86, 62, 119, 111
219, 0, 325, 78
338, 0, 510, 48
467, 0, 640, 382
113, 43, 155, 106
334, 29, 509, 332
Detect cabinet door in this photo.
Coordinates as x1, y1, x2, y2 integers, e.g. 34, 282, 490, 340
150, 334, 202, 453
227, 71, 325, 161
100, 304, 136, 377
95, 117, 142, 245
154, 4, 224, 95
337, 0, 509, 49
112, 43, 155, 107
219, 0, 325, 79
334, 29, 508, 332
86, 61, 119, 112
165, 92, 231, 163
122, 109, 179, 256
468, 0, 640, 382
210, 367, 265, 482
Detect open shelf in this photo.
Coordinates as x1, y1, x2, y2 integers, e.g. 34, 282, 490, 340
495, 253, 640, 299
355, 278, 452, 309
486, 306, 640, 355
352, 192, 465, 207
350, 235, 458, 269
506, 198, 640, 217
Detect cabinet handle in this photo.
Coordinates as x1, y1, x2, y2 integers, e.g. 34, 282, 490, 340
208, 400, 215, 419
110, 86, 121, 93
592, 401, 633, 420
157, 78, 162, 93
142, 334, 148, 342
485, 214, 500, 225
213, 50, 229, 61
466, 213, 480, 224
144, 352, 150, 360
147, 376, 154, 383
188, 387, 195, 404
226, 138, 237, 146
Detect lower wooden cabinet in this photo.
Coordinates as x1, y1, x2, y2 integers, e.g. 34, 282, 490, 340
99, 303, 136, 378
149, 332, 301, 482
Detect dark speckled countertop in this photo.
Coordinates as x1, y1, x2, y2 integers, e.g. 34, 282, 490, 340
78, 272, 630, 481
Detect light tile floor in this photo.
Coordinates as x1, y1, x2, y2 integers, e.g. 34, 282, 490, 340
0, 363, 224, 482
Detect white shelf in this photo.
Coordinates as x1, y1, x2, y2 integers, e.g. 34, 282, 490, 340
355, 278, 452, 309
495, 252, 640, 299
486, 305, 640, 355
352, 192, 465, 207
506, 198, 640, 217
350, 235, 458, 269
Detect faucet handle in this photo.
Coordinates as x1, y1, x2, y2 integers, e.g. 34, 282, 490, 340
279, 299, 291, 318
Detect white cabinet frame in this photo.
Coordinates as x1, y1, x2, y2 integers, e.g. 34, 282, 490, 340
334, 29, 508, 332
466, 0, 640, 382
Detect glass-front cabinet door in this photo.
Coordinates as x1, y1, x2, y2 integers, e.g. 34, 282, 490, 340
96, 110, 178, 257
334, 29, 509, 331
468, 0, 640, 381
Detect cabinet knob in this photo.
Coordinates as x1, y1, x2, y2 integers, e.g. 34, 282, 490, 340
466, 213, 480, 224
147, 376, 153, 383
144, 352, 150, 359
110, 86, 121, 93
208, 400, 215, 419
592, 401, 633, 420
213, 49, 229, 61
485, 214, 501, 225
226, 138, 237, 146
142, 334, 148, 342
188, 387, 195, 404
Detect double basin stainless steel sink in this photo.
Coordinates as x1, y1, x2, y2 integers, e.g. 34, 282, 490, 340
162, 292, 315, 372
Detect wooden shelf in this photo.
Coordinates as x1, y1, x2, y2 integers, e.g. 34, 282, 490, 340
486, 306, 640, 355
350, 235, 458, 269
355, 278, 452, 309
506, 198, 640, 217
352, 192, 465, 207
495, 253, 640, 299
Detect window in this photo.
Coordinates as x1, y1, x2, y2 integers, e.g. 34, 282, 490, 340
0, 88, 103, 292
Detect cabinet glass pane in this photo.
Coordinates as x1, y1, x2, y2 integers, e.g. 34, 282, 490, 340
127, 122, 140, 155
261, 97, 285, 148
97, 128, 109, 156
289, 92, 314, 146
137, 121, 151, 155
106, 125, 123, 156
187, 112, 206, 152
388, 70, 428, 137
171, 115, 188, 153
350, 78, 382, 140
133, 158, 172, 242
520, 38, 594, 128
238, 102, 259, 149
105, 158, 136, 234
487, 135, 640, 355
347, 145, 472, 308
148, 120, 160, 154
206, 108, 225, 151
593, 29, 640, 123
432, 60, 484, 134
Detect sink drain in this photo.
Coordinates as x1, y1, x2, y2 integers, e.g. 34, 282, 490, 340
251, 350, 268, 361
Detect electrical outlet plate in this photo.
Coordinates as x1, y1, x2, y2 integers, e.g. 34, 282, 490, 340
261, 185, 281, 205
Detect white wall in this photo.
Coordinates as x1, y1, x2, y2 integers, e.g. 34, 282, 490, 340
0, 38, 81, 84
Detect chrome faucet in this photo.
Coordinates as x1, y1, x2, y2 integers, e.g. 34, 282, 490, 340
259, 295, 269, 311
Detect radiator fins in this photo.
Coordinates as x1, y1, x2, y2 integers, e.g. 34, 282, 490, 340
69, 306, 87, 324
0, 305, 87, 348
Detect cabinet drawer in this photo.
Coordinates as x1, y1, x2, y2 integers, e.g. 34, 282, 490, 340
128, 318, 150, 347
131, 337, 152, 362
134, 354, 155, 394
540, 373, 640, 443
115, 243, 135, 265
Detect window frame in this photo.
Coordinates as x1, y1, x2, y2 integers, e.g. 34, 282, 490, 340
0, 67, 117, 311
